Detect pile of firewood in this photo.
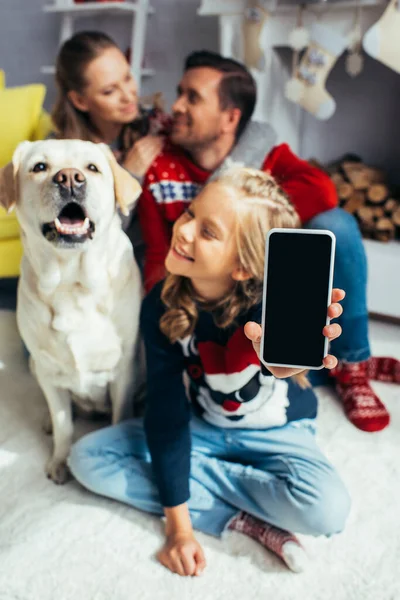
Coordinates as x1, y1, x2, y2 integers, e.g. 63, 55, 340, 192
327, 156, 400, 242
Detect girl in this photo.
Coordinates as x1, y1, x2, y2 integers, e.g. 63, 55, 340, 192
68, 167, 349, 576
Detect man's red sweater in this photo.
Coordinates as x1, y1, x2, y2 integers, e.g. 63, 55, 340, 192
138, 141, 337, 291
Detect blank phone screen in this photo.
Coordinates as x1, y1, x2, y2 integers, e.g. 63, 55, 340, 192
262, 231, 334, 369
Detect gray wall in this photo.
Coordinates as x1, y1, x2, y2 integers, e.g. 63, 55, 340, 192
0, 0, 399, 181
301, 52, 400, 182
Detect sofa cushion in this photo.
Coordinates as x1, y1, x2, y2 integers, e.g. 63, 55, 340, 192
0, 214, 20, 240
0, 238, 23, 278
32, 109, 53, 141
0, 83, 51, 258
0, 83, 46, 168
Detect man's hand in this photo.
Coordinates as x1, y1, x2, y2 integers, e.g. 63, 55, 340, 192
244, 287, 345, 379
157, 531, 206, 577
122, 135, 164, 178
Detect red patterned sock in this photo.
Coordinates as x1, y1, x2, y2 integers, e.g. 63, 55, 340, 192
366, 356, 400, 384
228, 511, 308, 572
330, 361, 390, 432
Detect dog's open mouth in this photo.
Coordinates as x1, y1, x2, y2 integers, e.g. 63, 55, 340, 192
42, 203, 95, 244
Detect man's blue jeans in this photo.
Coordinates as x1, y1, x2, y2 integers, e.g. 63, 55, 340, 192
305, 208, 370, 374
68, 417, 350, 538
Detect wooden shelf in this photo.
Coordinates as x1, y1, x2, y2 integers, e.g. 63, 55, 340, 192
43, 2, 154, 15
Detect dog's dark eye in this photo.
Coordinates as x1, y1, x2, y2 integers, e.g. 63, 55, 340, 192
32, 162, 48, 173
87, 164, 99, 173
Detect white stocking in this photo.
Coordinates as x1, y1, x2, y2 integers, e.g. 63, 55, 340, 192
285, 23, 347, 120
363, 0, 400, 74
242, 1, 270, 70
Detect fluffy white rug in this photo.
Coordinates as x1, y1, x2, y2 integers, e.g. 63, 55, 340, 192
0, 311, 399, 600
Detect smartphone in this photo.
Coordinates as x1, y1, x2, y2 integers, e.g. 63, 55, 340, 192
260, 228, 336, 370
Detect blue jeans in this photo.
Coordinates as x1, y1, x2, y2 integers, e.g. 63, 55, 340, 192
68, 417, 350, 538
305, 208, 370, 365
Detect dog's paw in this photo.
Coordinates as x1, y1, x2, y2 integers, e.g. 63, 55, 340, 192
45, 458, 71, 484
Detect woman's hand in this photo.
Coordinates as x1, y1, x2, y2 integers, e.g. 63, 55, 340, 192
244, 288, 345, 379
157, 531, 206, 577
122, 134, 164, 178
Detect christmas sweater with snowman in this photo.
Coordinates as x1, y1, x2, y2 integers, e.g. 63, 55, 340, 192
141, 281, 318, 508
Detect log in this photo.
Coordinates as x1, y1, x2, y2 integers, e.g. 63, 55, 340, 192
331, 172, 345, 188
340, 162, 384, 189
357, 205, 376, 239
358, 205, 375, 224
392, 207, 400, 227
367, 184, 389, 204
365, 167, 386, 184
341, 162, 372, 190
337, 182, 354, 202
327, 153, 362, 176
344, 190, 365, 214
384, 198, 398, 215
375, 217, 395, 242
372, 206, 385, 220
359, 223, 376, 239
393, 207, 400, 239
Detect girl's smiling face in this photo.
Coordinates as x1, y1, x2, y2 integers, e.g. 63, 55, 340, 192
165, 182, 248, 300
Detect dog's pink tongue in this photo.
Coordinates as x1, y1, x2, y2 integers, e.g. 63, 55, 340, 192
59, 217, 84, 226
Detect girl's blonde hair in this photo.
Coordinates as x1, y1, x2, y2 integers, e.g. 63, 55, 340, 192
160, 166, 300, 340
160, 166, 309, 387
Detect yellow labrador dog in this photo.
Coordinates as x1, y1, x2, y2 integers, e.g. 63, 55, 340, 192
0, 139, 142, 483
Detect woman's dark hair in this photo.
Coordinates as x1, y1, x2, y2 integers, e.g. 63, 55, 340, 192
52, 31, 119, 141
184, 50, 257, 140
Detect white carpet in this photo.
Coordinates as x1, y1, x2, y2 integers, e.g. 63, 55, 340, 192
0, 311, 399, 600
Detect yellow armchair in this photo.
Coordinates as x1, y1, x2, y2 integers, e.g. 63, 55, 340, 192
0, 70, 53, 278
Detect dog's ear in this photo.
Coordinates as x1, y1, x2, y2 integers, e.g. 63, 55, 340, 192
0, 162, 17, 212
0, 141, 32, 212
99, 144, 142, 216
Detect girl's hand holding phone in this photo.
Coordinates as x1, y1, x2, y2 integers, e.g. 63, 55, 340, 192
245, 288, 345, 380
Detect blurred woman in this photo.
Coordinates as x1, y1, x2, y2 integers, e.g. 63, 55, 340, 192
52, 31, 166, 253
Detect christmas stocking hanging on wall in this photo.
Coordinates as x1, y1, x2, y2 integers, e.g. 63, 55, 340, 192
285, 23, 347, 120
363, 0, 400, 74
242, 1, 270, 70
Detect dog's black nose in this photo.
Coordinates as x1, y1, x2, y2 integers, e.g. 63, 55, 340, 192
53, 169, 86, 194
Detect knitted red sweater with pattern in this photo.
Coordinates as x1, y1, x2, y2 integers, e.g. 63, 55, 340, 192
138, 141, 337, 291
